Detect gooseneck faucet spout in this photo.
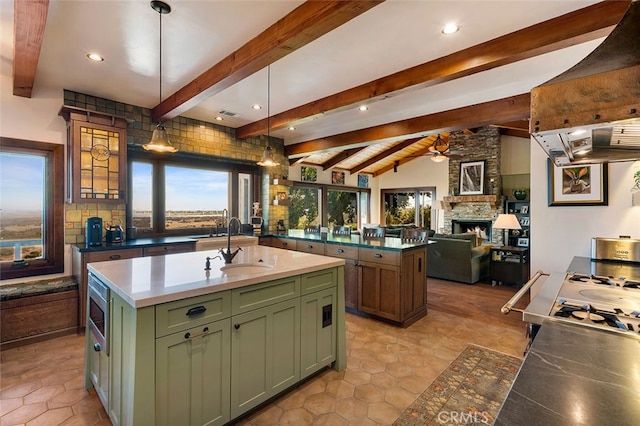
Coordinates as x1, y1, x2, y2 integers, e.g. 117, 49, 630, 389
220, 216, 242, 264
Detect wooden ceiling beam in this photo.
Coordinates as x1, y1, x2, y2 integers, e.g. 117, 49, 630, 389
321, 147, 366, 171
289, 157, 306, 167
237, 1, 628, 139
500, 128, 531, 139
151, 0, 384, 123
13, 0, 49, 97
348, 137, 425, 174
287, 93, 531, 157
371, 145, 434, 177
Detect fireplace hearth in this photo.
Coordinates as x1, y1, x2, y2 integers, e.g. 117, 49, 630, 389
451, 219, 492, 243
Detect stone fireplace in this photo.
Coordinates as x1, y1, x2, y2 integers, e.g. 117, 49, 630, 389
440, 127, 506, 245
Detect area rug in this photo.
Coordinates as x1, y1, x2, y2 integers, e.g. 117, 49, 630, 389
393, 345, 521, 426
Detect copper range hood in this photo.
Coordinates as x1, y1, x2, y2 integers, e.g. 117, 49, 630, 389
530, 0, 640, 166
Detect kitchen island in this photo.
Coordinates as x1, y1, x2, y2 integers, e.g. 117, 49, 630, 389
85, 245, 346, 426
261, 230, 428, 327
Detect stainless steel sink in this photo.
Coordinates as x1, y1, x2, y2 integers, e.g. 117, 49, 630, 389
220, 262, 273, 275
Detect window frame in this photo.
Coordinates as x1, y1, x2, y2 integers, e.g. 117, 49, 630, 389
380, 187, 436, 228
127, 148, 261, 237
289, 181, 370, 229
0, 137, 65, 280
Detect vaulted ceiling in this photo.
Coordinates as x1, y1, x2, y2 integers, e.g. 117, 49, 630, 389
6, 0, 629, 175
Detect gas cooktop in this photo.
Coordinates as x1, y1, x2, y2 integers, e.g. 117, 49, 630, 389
549, 274, 640, 335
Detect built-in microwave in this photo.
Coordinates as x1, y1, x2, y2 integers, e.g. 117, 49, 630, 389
88, 273, 109, 356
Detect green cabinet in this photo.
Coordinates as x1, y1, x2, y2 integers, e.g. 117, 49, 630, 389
87, 329, 109, 410
156, 319, 231, 426
301, 287, 337, 379
231, 298, 300, 418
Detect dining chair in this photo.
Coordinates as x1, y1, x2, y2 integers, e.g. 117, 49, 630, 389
304, 225, 321, 234
362, 227, 386, 239
402, 228, 427, 243
332, 226, 352, 236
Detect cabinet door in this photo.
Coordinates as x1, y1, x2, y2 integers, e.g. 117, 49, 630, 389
156, 319, 231, 426
301, 287, 337, 379
230, 298, 300, 419
87, 330, 109, 411
401, 249, 426, 316
358, 262, 400, 321
343, 260, 359, 310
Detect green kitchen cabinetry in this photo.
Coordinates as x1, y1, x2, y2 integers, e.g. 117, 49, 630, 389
86, 266, 345, 426
156, 318, 231, 426
231, 298, 300, 418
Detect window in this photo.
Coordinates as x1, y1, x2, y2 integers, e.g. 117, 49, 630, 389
0, 138, 64, 280
382, 187, 435, 229
289, 183, 369, 230
128, 151, 259, 236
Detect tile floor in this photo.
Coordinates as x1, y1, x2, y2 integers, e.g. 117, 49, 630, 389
0, 279, 528, 425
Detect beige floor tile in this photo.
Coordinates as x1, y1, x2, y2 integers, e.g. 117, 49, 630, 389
0, 402, 47, 426
26, 406, 73, 426
367, 401, 401, 425
303, 393, 336, 416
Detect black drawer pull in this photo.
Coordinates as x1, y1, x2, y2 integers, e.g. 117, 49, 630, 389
234, 323, 240, 330
307, 244, 313, 249
184, 327, 209, 340
109, 254, 121, 260
186, 306, 207, 316
282, 242, 288, 246
94, 343, 101, 352
374, 253, 383, 258
337, 249, 344, 253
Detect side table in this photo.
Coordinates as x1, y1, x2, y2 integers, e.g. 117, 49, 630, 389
490, 247, 530, 287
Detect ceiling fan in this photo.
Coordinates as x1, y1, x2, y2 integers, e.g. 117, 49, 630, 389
428, 134, 460, 162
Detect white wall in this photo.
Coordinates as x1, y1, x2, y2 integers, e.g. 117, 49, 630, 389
530, 141, 640, 274
373, 156, 449, 228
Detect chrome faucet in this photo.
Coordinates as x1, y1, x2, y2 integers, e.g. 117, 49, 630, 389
219, 216, 242, 264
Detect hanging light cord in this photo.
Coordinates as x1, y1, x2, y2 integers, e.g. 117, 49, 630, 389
267, 65, 270, 142
159, 9, 163, 117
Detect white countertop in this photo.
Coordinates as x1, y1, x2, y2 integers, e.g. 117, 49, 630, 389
87, 246, 344, 308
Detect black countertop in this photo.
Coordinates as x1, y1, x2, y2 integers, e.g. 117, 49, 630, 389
495, 319, 640, 426
264, 229, 429, 251
73, 236, 197, 253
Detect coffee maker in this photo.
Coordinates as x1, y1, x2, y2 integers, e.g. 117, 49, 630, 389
86, 217, 103, 247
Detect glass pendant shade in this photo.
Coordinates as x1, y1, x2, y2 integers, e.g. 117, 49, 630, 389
143, 124, 177, 153
257, 146, 279, 167
431, 153, 447, 162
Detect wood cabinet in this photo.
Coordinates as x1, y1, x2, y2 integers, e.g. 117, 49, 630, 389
73, 242, 195, 329
88, 267, 341, 426
59, 106, 128, 203
490, 247, 530, 287
264, 236, 427, 327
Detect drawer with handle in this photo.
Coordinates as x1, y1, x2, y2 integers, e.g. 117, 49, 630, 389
296, 241, 325, 255
85, 248, 143, 264
155, 291, 231, 337
358, 247, 400, 266
324, 244, 357, 260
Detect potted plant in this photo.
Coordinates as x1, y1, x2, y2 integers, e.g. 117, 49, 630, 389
513, 188, 528, 200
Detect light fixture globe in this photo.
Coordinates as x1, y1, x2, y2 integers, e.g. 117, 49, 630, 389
257, 146, 279, 167
431, 153, 447, 162
143, 124, 177, 153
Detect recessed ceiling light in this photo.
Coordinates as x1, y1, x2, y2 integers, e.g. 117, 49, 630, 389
252, 104, 262, 110
215, 116, 223, 121
442, 23, 459, 35
86, 53, 104, 62
358, 105, 368, 111
288, 126, 295, 131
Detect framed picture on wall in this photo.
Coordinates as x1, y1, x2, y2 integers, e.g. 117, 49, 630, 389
331, 171, 346, 185
459, 160, 485, 195
517, 238, 529, 247
301, 166, 318, 182
547, 160, 608, 206
357, 174, 369, 188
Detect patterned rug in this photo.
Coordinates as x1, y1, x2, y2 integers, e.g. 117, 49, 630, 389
393, 345, 522, 426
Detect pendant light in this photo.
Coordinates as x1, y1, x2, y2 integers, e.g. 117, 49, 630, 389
257, 65, 279, 167
143, 1, 178, 153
